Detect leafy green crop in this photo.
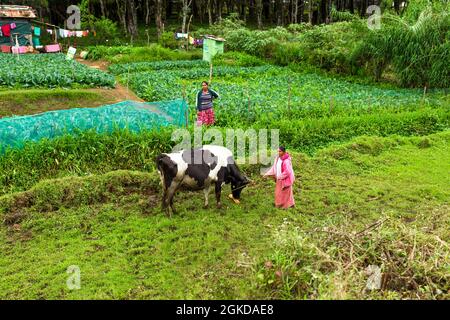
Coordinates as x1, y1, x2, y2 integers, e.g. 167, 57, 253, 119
0, 53, 115, 88
119, 64, 448, 127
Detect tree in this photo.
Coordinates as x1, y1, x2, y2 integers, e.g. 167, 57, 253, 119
181, 0, 193, 33
256, 0, 263, 28
156, 0, 163, 40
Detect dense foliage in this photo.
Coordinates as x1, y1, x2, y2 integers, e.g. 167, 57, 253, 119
356, 8, 450, 87
195, 4, 449, 88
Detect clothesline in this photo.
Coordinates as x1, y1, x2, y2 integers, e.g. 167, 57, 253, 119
30, 19, 93, 38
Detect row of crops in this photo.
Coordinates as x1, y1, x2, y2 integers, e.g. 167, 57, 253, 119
117, 60, 448, 127
0, 53, 115, 88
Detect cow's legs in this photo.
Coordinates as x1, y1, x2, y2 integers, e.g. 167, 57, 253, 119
161, 188, 168, 211
203, 184, 212, 208
215, 182, 222, 208
159, 172, 168, 211
166, 181, 179, 217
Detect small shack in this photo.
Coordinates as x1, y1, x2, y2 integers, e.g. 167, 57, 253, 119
0, 5, 36, 50
203, 35, 225, 62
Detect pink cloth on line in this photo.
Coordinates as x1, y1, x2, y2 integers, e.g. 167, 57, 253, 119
264, 153, 295, 208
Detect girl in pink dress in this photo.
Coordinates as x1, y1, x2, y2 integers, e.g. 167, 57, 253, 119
263, 146, 295, 209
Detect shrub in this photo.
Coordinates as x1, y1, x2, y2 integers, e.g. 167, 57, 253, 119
212, 51, 266, 67
159, 31, 180, 49
93, 17, 119, 42
355, 8, 450, 88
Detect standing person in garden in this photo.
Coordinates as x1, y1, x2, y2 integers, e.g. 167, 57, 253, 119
196, 81, 219, 126
263, 146, 295, 209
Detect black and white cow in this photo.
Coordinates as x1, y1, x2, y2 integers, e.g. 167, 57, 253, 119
156, 145, 249, 216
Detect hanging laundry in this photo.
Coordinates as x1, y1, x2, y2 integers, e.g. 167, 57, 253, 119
34, 26, 41, 36
82, 30, 89, 37
176, 33, 188, 39
10, 23, 16, 30
32, 37, 41, 46
0, 30, 2, 37
188, 36, 194, 45
76, 31, 83, 37
1, 24, 11, 37
47, 29, 53, 35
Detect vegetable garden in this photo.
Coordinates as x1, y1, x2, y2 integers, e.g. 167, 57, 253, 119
0, 53, 115, 88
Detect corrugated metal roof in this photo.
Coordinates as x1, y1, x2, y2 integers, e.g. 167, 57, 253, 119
0, 5, 37, 19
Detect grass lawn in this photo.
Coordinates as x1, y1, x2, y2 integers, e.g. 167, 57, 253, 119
0, 89, 121, 118
1, 132, 448, 299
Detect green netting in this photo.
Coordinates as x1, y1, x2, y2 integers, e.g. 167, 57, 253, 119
0, 99, 188, 152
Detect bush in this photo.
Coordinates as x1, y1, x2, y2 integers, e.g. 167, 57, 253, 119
159, 31, 180, 49
212, 51, 266, 67
93, 17, 119, 43
355, 8, 450, 88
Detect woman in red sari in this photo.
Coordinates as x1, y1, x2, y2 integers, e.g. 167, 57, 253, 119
263, 146, 295, 209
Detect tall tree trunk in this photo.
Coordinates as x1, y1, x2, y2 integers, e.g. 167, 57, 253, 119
327, 0, 332, 23
216, 0, 223, 22
182, 0, 193, 33
256, 0, 263, 29
156, 0, 163, 39
208, 0, 213, 25
308, 0, 313, 24
99, 0, 106, 17
276, 0, 282, 26
116, 0, 127, 34
294, 0, 299, 24
145, 0, 151, 26
299, 0, 304, 22
127, 0, 138, 37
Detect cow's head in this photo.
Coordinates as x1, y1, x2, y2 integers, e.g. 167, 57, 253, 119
226, 160, 250, 199
231, 175, 250, 200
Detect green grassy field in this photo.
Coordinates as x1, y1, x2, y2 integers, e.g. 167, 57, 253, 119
1, 132, 448, 299
0, 89, 118, 118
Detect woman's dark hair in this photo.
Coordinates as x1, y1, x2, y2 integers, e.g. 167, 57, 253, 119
202, 81, 208, 86
278, 146, 286, 152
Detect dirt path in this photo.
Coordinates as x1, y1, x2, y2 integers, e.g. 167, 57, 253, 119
77, 58, 144, 103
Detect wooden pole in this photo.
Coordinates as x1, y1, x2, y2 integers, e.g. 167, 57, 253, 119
182, 81, 189, 128
186, 14, 193, 51
209, 62, 213, 85
288, 78, 292, 115
247, 84, 251, 114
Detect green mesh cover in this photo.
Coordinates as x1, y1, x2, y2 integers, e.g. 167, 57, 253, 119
0, 99, 188, 152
